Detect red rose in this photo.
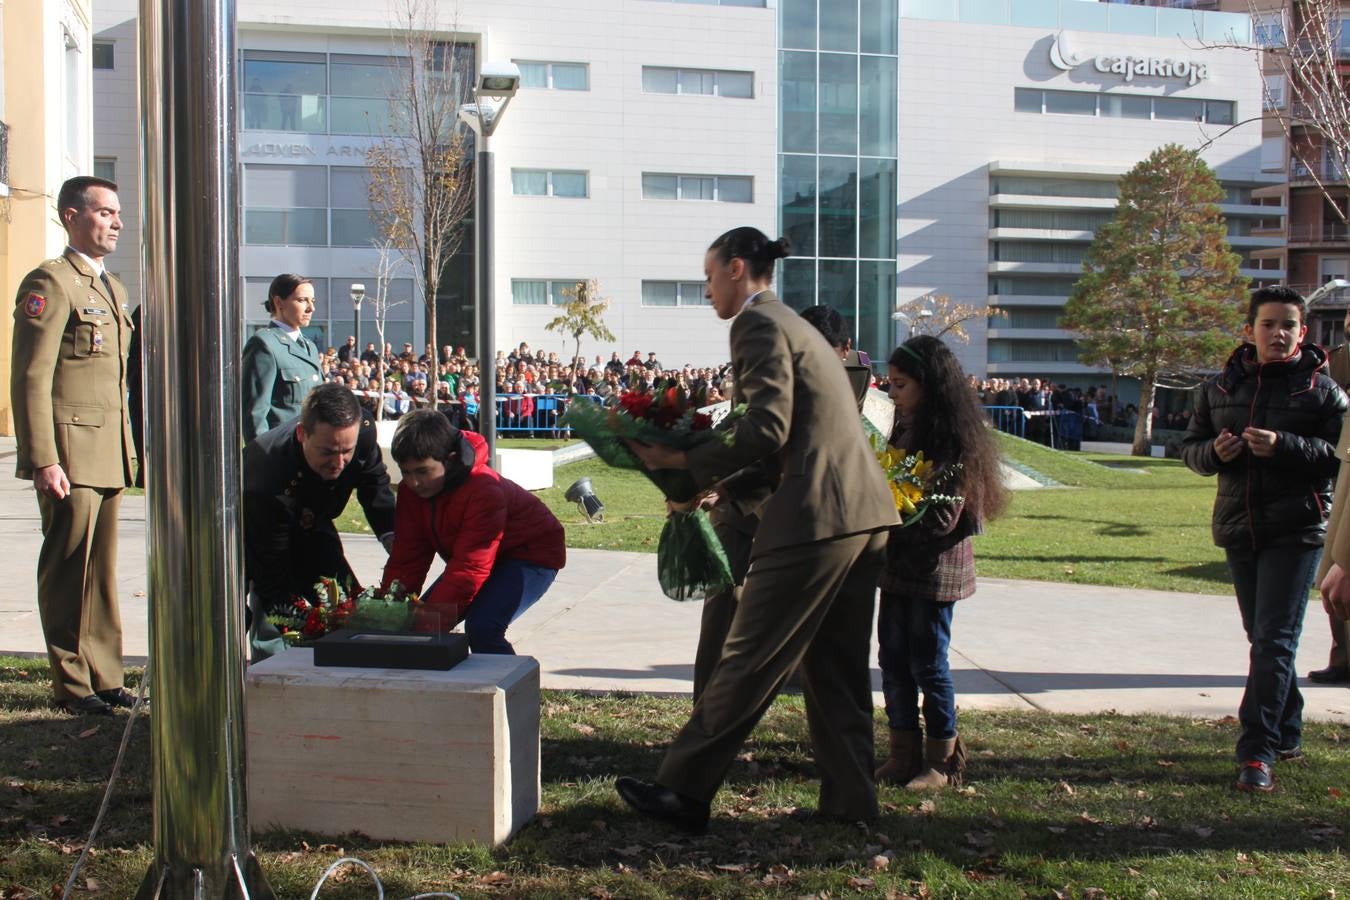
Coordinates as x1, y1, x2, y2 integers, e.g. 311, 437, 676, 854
692, 412, 713, 431
302, 610, 326, 636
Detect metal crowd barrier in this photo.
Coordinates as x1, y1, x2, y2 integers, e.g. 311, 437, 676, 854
493, 393, 604, 435
983, 405, 1027, 438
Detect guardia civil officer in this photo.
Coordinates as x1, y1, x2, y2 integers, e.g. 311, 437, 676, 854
240, 273, 323, 442
242, 383, 396, 659
11, 176, 137, 715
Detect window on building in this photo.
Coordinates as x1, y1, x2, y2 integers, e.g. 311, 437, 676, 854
1263, 74, 1287, 110
93, 158, 116, 183
243, 164, 329, 246
242, 50, 329, 132
515, 60, 589, 91
641, 173, 752, 202
641, 281, 708, 307
511, 279, 579, 305
93, 41, 114, 71
511, 169, 589, 197
991, 176, 1118, 199
1014, 88, 1233, 125
641, 66, 754, 98
1253, 12, 1285, 48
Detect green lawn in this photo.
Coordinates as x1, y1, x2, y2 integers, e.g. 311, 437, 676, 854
335, 435, 1233, 595
1, 658, 1345, 898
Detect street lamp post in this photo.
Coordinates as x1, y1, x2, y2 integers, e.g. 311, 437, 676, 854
459, 61, 520, 466
1307, 278, 1350, 305
350, 282, 365, 361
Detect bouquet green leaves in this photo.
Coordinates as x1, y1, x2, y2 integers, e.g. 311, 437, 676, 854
266, 577, 420, 645
562, 382, 745, 601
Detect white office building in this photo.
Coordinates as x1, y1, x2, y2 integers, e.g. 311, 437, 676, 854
91, 0, 1270, 385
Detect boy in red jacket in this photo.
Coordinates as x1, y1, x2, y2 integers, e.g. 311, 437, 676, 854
382, 409, 566, 653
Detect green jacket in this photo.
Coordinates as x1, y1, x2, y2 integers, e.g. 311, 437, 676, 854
241, 325, 323, 442
10, 250, 135, 488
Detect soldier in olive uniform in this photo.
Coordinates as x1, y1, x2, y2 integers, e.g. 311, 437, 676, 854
243, 383, 396, 659
10, 176, 137, 715
240, 272, 323, 442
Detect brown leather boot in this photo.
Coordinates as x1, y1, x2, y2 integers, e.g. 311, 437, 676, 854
905, 735, 968, 790
875, 728, 923, 784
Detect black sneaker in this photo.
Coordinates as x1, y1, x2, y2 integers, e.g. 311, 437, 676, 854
1236, 760, 1274, 793
1275, 744, 1304, 762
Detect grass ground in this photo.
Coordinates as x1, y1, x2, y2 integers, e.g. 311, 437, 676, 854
0, 658, 1345, 898
339, 435, 1231, 595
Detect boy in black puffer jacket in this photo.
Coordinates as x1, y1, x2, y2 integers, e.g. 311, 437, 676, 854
1182, 285, 1347, 793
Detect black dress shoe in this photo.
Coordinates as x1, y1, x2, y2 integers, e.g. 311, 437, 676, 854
615, 776, 710, 833
1236, 760, 1274, 793
60, 694, 113, 716
96, 688, 143, 710
1307, 666, 1350, 685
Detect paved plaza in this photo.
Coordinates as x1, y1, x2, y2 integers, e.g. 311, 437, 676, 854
0, 437, 1345, 724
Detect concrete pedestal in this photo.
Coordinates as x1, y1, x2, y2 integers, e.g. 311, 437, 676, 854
246, 649, 540, 845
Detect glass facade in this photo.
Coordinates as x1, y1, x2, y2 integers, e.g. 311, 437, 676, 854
779, 0, 898, 366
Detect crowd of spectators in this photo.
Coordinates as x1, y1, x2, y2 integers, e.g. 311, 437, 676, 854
969, 375, 1195, 441
316, 335, 735, 431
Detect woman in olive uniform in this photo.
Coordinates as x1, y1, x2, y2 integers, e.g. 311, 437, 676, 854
241, 273, 323, 442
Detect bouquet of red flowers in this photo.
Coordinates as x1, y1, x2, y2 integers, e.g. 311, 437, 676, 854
267, 577, 420, 646
562, 381, 745, 601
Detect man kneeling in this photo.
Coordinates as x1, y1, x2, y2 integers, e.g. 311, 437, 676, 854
383, 409, 566, 653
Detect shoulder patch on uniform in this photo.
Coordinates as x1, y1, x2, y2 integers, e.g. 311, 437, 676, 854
24, 294, 46, 317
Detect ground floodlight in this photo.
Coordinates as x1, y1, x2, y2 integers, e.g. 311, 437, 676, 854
565, 477, 605, 523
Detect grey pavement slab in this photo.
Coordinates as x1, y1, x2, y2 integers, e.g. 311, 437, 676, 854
0, 435, 1344, 723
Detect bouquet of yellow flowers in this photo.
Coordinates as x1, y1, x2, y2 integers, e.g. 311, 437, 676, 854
873, 435, 964, 526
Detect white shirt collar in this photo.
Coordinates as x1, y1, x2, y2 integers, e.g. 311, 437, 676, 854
270, 319, 302, 340
68, 247, 106, 278
739, 289, 765, 314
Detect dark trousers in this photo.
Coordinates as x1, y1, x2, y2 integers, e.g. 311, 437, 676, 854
37, 487, 125, 701
658, 530, 886, 820
1226, 544, 1320, 763
439, 558, 557, 654
878, 592, 956, 739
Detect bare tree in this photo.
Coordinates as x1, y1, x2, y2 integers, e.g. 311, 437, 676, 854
893, 294, 992, 343
369, 233, 408, 422
367, 0, 474, 360
1253, 0, 1350, 221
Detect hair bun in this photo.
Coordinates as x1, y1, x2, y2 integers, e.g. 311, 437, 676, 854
772, 237, 792, 260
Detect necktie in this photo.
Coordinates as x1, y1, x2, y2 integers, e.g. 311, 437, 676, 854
99, 271, 114, 299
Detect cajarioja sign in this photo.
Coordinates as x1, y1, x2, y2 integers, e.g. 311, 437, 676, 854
1049, 31, 1210, 86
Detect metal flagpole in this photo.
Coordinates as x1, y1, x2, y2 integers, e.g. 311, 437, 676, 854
136, 0, 273, 895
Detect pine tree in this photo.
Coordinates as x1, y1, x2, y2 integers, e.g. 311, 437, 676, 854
1062, 144, 1248, 456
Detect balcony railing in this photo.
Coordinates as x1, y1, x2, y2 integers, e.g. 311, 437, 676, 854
1288, 222, 1350, 243
1291, 158, 1350, 182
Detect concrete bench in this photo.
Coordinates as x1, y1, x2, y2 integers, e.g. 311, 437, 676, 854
245, 649, 540, 845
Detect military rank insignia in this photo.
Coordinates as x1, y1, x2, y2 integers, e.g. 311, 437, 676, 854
24, 294, 45, 317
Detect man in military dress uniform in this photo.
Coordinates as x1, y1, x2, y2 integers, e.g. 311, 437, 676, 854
243, 383, 396, 658
11, 176, 137, 715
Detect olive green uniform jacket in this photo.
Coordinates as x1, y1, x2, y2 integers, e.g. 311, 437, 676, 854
241, 325, 323, 442
12, 250, 134, 485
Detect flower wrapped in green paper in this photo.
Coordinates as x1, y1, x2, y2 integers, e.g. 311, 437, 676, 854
562, 382, 746, 601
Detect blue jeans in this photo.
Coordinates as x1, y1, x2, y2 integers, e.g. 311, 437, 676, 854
1225, 544, 1320, 763
431, 559, 557, 655
877, 591, 957, 739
